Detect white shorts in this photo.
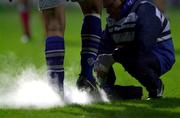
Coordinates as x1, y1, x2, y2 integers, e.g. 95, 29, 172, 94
39, 0, 66, 10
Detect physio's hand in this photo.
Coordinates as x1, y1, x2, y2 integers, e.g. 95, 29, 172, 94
94, 54, 115, 87
94, 54, 114, 72
94, 54, 114, 75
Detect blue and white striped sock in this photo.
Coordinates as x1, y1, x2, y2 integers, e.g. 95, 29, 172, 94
45, 36, 65, 91
80, 14, 102, 81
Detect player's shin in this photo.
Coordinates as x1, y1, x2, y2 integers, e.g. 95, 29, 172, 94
45, 36, 65, 96
80, 14, 102, 81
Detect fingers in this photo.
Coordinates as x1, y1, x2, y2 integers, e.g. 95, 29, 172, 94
94, 60, 108, 73
94, 54, 114, 87
95, 67, 109, 87
94, 54, 114, 72
94, 56, 109, 82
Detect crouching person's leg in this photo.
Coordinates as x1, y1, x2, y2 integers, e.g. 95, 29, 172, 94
94, 53, 143, 100
94, 57, 140, 100
124, 54, 164, 99
99, 69, 143, 100
101, 68, 143, 100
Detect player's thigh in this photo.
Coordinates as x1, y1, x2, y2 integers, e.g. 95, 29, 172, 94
78, 0, 103, 14
39, 0, 66, 11
122, 54, 161, 77
155, 0, 166, 12
42, 5, 66, 36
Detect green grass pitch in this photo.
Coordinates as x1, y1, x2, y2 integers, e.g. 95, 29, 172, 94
0, 6, 180, 118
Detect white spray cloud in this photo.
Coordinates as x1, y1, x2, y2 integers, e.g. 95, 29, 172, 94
0, 61, 109, 109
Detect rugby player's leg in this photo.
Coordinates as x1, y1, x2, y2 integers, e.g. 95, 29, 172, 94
42, 4, 65, 95
19, 0, 31, 42
77, 0, 103, 91
155, 0, 166, 13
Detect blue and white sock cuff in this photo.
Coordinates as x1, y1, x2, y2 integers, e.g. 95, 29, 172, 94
84, 13, 101, 19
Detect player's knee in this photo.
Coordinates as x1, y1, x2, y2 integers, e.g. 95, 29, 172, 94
46, 20, 65, 37
79, 0, 102, 15
84, 7, 101, 15
19, 0, 28, 4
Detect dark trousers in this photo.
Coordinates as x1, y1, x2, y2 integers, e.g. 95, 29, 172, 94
106, 53, 162, 95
